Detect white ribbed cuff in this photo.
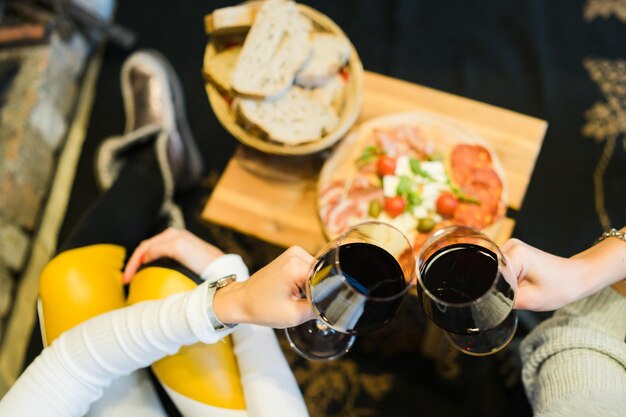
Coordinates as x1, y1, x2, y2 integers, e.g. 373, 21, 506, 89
188, 281, 235, 343
200, 254, 250, 283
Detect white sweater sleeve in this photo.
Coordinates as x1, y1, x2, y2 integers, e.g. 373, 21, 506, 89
232, 325, 309, 417
0, 254, 308, 417
0, 280, 231, 417
202, 254, 310, 417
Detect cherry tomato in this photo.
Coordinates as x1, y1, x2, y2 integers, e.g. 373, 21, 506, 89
377, 155, 397, 176
436, 192, 459, 218
384, 196, 406, 218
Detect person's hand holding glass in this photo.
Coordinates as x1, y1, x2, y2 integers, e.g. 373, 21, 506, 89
286, 221, 416, 360
416, 225, 518, 356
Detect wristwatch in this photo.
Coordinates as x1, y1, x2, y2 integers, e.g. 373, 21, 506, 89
206, 274, 238, 331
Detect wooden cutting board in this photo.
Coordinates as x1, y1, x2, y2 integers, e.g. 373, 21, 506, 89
201, 71, 547, 254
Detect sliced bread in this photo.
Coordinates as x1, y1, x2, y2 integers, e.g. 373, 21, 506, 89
237, 86, 339, 145
295, 32, 351, 88
308, 74, 346, 113
230, 0, 313, 98
203, 46, 241, 92
204, 3, 259, 36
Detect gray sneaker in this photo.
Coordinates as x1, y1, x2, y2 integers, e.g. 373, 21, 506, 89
95, 50, 203, 227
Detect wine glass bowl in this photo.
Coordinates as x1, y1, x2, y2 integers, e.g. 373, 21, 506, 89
286, 221, 415, 361
417, 226, 518, 356
284, 319, 356, 361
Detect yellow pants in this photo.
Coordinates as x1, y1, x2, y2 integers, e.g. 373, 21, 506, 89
39, 244, 246, 411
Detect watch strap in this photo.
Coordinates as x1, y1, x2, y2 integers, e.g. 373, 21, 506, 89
206, 274, 238, 331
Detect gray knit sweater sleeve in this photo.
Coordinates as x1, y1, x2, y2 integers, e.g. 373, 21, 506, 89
520, 287, 626, 417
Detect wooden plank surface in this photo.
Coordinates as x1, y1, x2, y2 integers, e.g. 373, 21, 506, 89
203, 147, 326, 253
201, 71, 546, 254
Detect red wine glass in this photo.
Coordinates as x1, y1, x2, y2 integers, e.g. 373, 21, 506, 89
285, 221, 416, 360
417, 225, 518, 356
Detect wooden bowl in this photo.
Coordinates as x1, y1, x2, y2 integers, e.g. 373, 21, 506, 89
203, 3, 364, 155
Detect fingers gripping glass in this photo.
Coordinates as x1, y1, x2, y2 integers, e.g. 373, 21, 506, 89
417, 226, 518, 356
286, 221, 416, 361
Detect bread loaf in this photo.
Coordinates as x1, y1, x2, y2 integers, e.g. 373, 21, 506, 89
204, 3, 259, 36
309, 74, 345, 113
203, 46, 241, 92
238, 87, 339, 145
295, 33, 350, 88
230, 0, 313, 98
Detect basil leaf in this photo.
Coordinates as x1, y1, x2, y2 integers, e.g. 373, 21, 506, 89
451, 185, 480, 205
356, 145, 381, 164
409, 158, 421, 175
458, 195, 480, 205
410, 158, 436, 181
396, 175, 413, 196
406, 190, 422, 210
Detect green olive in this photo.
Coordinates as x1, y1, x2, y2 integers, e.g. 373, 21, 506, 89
368, 200, 382, 218
417, 218, 436, 233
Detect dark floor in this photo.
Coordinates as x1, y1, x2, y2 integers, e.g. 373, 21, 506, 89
37, 0, 626, 416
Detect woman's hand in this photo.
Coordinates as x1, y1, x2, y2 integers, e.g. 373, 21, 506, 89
501, 238, 588, 311
213, 246, 317, 328
504, 229, 626, 311
123, 228, 224, 283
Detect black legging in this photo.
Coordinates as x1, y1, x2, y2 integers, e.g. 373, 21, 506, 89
59, 152, 164, 254
58, 148, 199, 282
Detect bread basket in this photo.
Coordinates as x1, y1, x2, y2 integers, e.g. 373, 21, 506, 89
203, 3, 364, 155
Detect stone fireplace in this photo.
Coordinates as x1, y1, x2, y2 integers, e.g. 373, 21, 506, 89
0, 0, 115, 395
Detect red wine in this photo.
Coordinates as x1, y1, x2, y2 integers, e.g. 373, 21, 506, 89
310, 242, 406, 334
419, 243, 514, 335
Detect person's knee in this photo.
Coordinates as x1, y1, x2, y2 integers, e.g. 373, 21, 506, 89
126, 266, 246, 410
39, 250, 85, 297
39, 244, 127, 344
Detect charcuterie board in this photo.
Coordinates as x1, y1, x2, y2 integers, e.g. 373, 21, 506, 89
317, 111, 508, 255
